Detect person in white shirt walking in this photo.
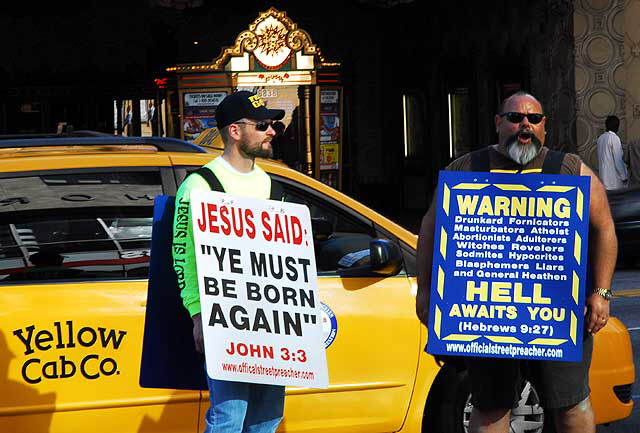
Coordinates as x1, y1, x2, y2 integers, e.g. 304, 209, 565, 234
597, 115, 628, 190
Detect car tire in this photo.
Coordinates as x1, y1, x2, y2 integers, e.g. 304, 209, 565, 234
426, 366, 546, 433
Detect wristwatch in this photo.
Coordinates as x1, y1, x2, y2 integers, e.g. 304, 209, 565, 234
592, 287, 612, 301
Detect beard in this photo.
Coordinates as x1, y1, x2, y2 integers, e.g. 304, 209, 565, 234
239, 139, 273, 159
506, 131, 542, 165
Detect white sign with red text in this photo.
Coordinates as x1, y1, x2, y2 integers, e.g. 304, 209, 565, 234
190, 189, 328, 388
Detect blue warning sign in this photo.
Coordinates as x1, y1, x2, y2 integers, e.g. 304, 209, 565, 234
426, 171, 591, 362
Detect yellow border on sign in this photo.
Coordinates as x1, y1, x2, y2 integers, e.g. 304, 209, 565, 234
485, 336, 523, 344
537, 185, 575, 193
440, 228, 448, 259
520, 168, 543, 174
573, 232, 582, 265
437, 266, 445, 300
570, 312, 577, 345
434, 306, 442, 339
493, 184, 531, 191
442, 334, 481, 342
572, 271, 579, 304
576, 188, 584, 220
443, 184, 450, 216
453, 183, 490, 190
528, 338, 567, 346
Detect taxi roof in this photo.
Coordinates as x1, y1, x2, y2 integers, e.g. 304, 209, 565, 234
0, 136, 206, 154
0, 134, 417, 244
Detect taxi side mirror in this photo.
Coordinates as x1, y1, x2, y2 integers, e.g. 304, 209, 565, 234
370, 239, 402, 276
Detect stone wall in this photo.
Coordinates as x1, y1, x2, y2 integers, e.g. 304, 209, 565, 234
625, 0, 640, 144
574, 0, 625, 170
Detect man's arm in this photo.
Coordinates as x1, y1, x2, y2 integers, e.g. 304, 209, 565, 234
612, 136, 628, 181
581, 163, 616, 334
416, 199, 437, 327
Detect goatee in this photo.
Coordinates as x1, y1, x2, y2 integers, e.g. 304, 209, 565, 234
506, 131, 542, 165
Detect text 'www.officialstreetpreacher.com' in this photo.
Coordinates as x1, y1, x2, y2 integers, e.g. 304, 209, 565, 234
445, 341, 563, 358
222, 362, 316, 380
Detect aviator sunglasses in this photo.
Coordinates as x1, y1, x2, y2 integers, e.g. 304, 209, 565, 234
233, 120, 275, 131
499, 112, 545, 124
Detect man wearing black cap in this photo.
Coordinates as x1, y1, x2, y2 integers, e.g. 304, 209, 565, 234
172, 90, 285, 433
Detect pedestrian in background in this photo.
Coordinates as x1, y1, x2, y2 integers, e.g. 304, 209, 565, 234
597, 115, 628, 190
147, 101, 159, 136
123, 104, 132, 136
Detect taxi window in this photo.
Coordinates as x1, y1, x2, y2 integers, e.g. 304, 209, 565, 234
0, 170, 162, 283
174, 165, 396, 275
276, 180, 379, 275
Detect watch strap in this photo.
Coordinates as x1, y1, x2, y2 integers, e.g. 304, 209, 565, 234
592, 287, 612, 301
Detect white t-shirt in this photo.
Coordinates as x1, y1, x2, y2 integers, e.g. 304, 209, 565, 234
597, 131, 628, 190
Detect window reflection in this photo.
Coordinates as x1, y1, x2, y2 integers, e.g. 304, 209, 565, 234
0, 171, 161, 282
0, 217, 153, 282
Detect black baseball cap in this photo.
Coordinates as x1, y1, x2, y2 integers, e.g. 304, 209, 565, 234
215, 91, 285, 129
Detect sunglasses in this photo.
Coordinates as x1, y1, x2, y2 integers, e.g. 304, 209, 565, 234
500, 112, 545, 124
234, 120, 275, 131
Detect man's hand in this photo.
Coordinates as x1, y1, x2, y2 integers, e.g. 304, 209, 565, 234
192, 313, 204, 353
586, 294, 610, 335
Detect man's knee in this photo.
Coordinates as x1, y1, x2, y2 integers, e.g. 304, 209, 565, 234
552, 397, 595, 433
555, 396, 593, 417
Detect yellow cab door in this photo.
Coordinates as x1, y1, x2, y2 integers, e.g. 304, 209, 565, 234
273, 176, 421, 433
0, 155, 200, 433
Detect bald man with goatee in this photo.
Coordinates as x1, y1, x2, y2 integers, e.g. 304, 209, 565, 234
416, 91, 617, 433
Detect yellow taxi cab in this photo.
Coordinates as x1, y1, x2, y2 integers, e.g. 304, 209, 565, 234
0, 136, 634, 433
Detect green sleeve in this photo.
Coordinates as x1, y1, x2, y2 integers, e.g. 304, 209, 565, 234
172, 174, 209, 317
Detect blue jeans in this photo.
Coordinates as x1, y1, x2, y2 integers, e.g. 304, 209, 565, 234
204, 376, 285, 433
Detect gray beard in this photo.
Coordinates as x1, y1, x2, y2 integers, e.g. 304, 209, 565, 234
506, 134, 542, 165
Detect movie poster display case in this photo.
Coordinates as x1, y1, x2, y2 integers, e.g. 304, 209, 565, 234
166, 7, 343, 189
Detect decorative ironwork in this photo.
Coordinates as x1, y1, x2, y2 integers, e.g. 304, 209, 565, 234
288, 29, 317, 54
237, 31, 258, 53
